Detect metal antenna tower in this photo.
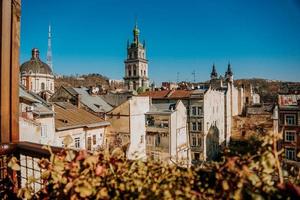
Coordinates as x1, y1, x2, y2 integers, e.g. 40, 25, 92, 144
47, 24, 53, 70
192, 70, 196, 83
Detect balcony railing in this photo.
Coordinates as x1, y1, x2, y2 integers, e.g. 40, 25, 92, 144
0, 142, 63, 198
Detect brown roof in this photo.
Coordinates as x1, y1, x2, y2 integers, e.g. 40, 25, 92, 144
54, 102, 110, 131
140, 90, 192, 99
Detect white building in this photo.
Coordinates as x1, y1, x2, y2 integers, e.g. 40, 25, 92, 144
20, 48, 54, 95
106, 96, 150, 160
145, 101, 190, 165
54, 102, 110, 150
203, 88, 225, 161
19, 85, 55, 145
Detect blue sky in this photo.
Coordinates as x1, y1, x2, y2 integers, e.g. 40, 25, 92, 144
20, 0, 300, 83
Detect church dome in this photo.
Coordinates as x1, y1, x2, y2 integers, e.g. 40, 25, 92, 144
20, 48, 53, 75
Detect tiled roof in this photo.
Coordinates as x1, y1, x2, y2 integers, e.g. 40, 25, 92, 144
54, 102, 110, 131
170, 90, 192, 98
140, 90, 193, 99
140, 90, 170, 98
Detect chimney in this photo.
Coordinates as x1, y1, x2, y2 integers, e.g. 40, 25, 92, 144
76, 94, 81, 108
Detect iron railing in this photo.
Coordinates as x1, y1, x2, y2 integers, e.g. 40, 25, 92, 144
0, 142, 63, 198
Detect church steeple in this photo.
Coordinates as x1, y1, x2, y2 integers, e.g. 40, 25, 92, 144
226, 61, 233, 76
225, 61, 233, 83
133, 22, 140, 45
210, 63, 218, 79
124, 21, 149, 91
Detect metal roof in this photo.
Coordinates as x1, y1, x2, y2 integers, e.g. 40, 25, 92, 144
147, 103, 176, 115
67, 87, 113, 113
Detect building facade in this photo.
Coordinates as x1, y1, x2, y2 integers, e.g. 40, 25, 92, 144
106, 96, 150, 160
278, 93, 300, 163
19, 85, 56, 145
54, 102, 110, 151
20, 48, 55, 95
145, 101, 190, 165
124, 24, 149, 91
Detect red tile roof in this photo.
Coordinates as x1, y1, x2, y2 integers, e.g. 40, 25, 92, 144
140, 90, 192, 99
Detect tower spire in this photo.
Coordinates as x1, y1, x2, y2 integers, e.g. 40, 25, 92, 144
133, 18, 140, 44
210, 63, 218, 79
226, 61, 233, 76
47, 24, 53, 70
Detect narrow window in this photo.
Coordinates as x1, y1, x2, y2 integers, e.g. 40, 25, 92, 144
93, 135, 97, 145
87, 137, 92, 151
74, 137, 80, 148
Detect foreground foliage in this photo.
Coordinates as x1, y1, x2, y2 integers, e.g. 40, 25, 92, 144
6, 133, 300, 199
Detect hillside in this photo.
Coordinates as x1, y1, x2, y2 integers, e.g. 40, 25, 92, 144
55, 73, 110, 90
235, 78, 300, 103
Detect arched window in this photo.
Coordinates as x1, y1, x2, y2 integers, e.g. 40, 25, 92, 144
41, 82, 45, 90
134, 51, 138, 59
50, 83, 53, 91
133, 65, 136, 76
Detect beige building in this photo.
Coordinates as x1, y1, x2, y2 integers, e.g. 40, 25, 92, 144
20, 48, 54, 96
145, 101, 190, 165
54, 102, 110, 150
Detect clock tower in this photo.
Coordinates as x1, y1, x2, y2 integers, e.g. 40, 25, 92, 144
124, 23, 149, 91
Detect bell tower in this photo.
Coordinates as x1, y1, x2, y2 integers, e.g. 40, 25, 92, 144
124, 22, 149, 91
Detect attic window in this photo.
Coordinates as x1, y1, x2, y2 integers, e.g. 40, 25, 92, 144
59, 119, 68, 123
94, 104, 102, 109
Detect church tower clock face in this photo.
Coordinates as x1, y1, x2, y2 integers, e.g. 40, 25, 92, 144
124, 23, 149, 91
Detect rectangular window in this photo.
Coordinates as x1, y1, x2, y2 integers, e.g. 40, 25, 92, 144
285, 131, 296, 142
285, 115, 296, 125
192, 137, 197, 146
194, 153, 200, 160
192, 122, 197, 131
93, 135, 97, 145
74, 137, 80, 149
41, 125, 47, 137
285, 148, 296, 160
161, 121, 169, 128
197, 122, 202, 131
155, 135, 160, 146
87, 137, 92, 151
198, 107, 202, 115
198, 137, 202, 147
192, 107, 197, 115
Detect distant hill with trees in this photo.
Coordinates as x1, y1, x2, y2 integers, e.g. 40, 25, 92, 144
55, 73, 110, 90
235, 78, 300, 103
